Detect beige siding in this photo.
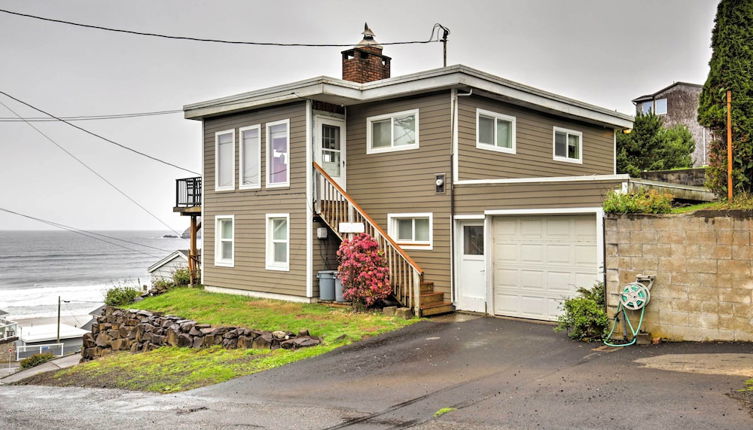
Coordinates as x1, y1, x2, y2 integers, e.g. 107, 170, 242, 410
458, 95, 615, 180
346, 92, 453, 297
203, 102, 309, 297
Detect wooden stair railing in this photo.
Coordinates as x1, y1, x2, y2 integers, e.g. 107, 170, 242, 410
313, 162, 423, 315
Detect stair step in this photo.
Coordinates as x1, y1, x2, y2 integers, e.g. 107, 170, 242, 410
419, 282, 434, 294
420, 292, 444, 304
420, 301, 455, 317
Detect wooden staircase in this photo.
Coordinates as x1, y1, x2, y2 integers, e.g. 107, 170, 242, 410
313, 162, 454, 316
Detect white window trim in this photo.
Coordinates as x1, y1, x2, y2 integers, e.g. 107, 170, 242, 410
214, 215, 234, 267
387, 212, 433, 250
265, 213, 290, 271
214, 129, 235, 192
552, 126, 583, 164
366, 109, 420, 154
238, 124, 261, 190
475, 108, 516, 154
266, 119, 291, 188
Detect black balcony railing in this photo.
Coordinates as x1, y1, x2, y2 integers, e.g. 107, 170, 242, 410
176, 177, 202, 207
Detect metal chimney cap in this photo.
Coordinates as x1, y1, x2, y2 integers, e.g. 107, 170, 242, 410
358, 22, 381, 48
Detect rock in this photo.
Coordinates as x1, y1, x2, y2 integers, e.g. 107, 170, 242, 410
129, 342, 140, 353
201, 335, 216, 348
382, 306, 397, 316
180, 322, 195, 333
222, 338, 237, 349
81, 347, 95, 360
395, 307, 414, 320
166, 329, 180, 347
237, 335, 254, 349
252, 333, 273, 349
118, 327, 129, 338
192, 336, 204, 348
298, 329, 310, 337
177, 334, 192, 347
111, 338, 128, 351
82, 333, 95, 348
223, 329, 238, 339
95, 332, 112, 348
151, 334, 165, 345
200, 327, 216, 335
195, 323, 211, 329
281, 336, 321, 349
188, 327, 202, 336
272, 330, 288, 340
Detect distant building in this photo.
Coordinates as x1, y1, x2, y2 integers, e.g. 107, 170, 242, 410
16, 323, 87, 359
148, 249, 198, 280
632, 82, 712, 167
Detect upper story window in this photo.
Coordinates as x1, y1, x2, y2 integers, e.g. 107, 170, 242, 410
215, 215, 234, 267
553, 127, 583, 164
640, 101, 653, 114
388, 213, 433, 250
476, 108, 516, 154
654, 98, 667, 115
266, 119, 290, 188
239, 125, 261, 189
266, 213, 289, 271
366, 109, 419, 154
215, 130, 235, 191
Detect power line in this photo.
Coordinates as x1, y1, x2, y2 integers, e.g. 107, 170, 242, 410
0, 8, 444, 47
0, 91, 199, 176
0, 100, 184, 237
0, 207, 167, 258
0, 109, 182, 122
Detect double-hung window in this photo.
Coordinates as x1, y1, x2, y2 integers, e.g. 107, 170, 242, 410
215, 215, 234, 267
654, 98, 667, 115
266, 119, 290, 188
476, 108, 516, 154
266, 213, 289, 271
215, 130, 235, 191
239, 125, 261, 189
553, 127, 583, 164
388, 213, 432, 250
366, 109, 419, 154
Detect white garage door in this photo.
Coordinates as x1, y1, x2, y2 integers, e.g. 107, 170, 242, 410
492, 214, 599, 321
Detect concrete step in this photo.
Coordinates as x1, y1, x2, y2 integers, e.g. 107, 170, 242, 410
420, 301, 455, 317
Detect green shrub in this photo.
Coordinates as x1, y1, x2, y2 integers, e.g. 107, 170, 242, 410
152, 278, 175, 290
105, 286, 142, 306
172, 268, 191, 286
555, 283, 608, 341
603, 188, 673, 214
20, 352, 56, 369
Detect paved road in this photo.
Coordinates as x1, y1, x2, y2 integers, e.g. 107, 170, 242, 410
1, 317, 751, 429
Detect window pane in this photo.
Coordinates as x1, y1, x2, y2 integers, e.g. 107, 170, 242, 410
242, 129, 259, 186
372, 119, 391, 148
496, 120, 512, 148
273, 242, 287, 263
463, 225, 484, 255
220, 219, 232, 240
567, 134, 579, 159
322, 150, 340, 177
478, 115, 494, 145
414, 218, 430, 242
554, 131, 567, 157
221, 241, 232, 260
397, 219, 413, 241
269, 123, 288, 184
641, 101, 653, 114
272, 218, 287, 241
218, 135, 233, 188
655, 98, 667, 115
393, 114, 416, 147
322, 124, 340, 150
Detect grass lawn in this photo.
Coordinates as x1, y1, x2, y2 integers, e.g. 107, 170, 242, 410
21, 288, 418, 393
671, 202, 717, 214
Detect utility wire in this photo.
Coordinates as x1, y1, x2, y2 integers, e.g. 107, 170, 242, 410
0, 100, 184, 237
0, 91, 199, 176
0, 207, 166, 258
0, 109, 182, 122
0, 8, 444, 47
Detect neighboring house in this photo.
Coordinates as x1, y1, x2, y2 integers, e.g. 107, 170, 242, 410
15, 323, 87, 358
80, 304, 106, 332
148, 249, 196, 280
0, 310, 18, 343
176, 24, 633, 321
632, 82, 712, 167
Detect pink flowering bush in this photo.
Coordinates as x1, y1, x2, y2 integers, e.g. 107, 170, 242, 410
337, 233, 391, 308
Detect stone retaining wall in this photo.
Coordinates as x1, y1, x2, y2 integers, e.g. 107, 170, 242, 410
638, 168, 707, 187
605, 211, 753, 341
81, 307, 320, 361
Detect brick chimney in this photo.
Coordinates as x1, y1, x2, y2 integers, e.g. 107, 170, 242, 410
341, 23, 391, 83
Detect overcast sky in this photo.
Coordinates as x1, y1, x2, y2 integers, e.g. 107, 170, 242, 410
0, 0, 718, 231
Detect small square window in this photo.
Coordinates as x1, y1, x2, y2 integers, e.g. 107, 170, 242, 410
553, 127, 582, 164
463, 225, 484, 256
367, 110, 419, 153
476, 109, 516, 154
388, 213, 433, 250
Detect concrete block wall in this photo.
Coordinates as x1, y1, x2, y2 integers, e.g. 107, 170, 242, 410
605, 212, 753, 341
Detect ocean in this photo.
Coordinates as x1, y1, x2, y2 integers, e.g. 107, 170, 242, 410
0, 230, 193, 320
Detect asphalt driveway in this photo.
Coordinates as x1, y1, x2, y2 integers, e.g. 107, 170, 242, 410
1, 316, 752, 429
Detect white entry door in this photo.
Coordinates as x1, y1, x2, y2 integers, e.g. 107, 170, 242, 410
492, 214, 598, 321
455, 220, 486, 313
314, 117, 346, 189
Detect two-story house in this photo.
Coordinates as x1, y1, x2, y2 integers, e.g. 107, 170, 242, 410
177, 25, 632, 321
632, 82, 711, 167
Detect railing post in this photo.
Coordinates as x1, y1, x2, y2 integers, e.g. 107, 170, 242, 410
412, 271, 421, 316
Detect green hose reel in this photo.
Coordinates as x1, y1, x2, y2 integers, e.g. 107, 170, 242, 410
604, 275, 655, 347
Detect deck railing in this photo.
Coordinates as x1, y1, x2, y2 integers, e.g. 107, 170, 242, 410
313, 162, 423, 314
176, 177, 202, 207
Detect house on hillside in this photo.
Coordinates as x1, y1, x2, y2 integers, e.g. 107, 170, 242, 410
174, 24, 633, 321
632, 82, 711, 167
148, 249, 199, 280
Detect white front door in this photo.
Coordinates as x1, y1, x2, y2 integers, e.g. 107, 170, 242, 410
314, 116, 346, 189
455, 220, 486, 313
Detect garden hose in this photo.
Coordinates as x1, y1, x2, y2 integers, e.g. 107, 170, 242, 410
603, 279, 653, 347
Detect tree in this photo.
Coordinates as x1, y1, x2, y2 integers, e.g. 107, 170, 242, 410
698, 0, 753, 196
616, 112, 695, 177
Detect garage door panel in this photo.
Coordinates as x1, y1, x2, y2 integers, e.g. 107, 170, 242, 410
493, 214, 598, 321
